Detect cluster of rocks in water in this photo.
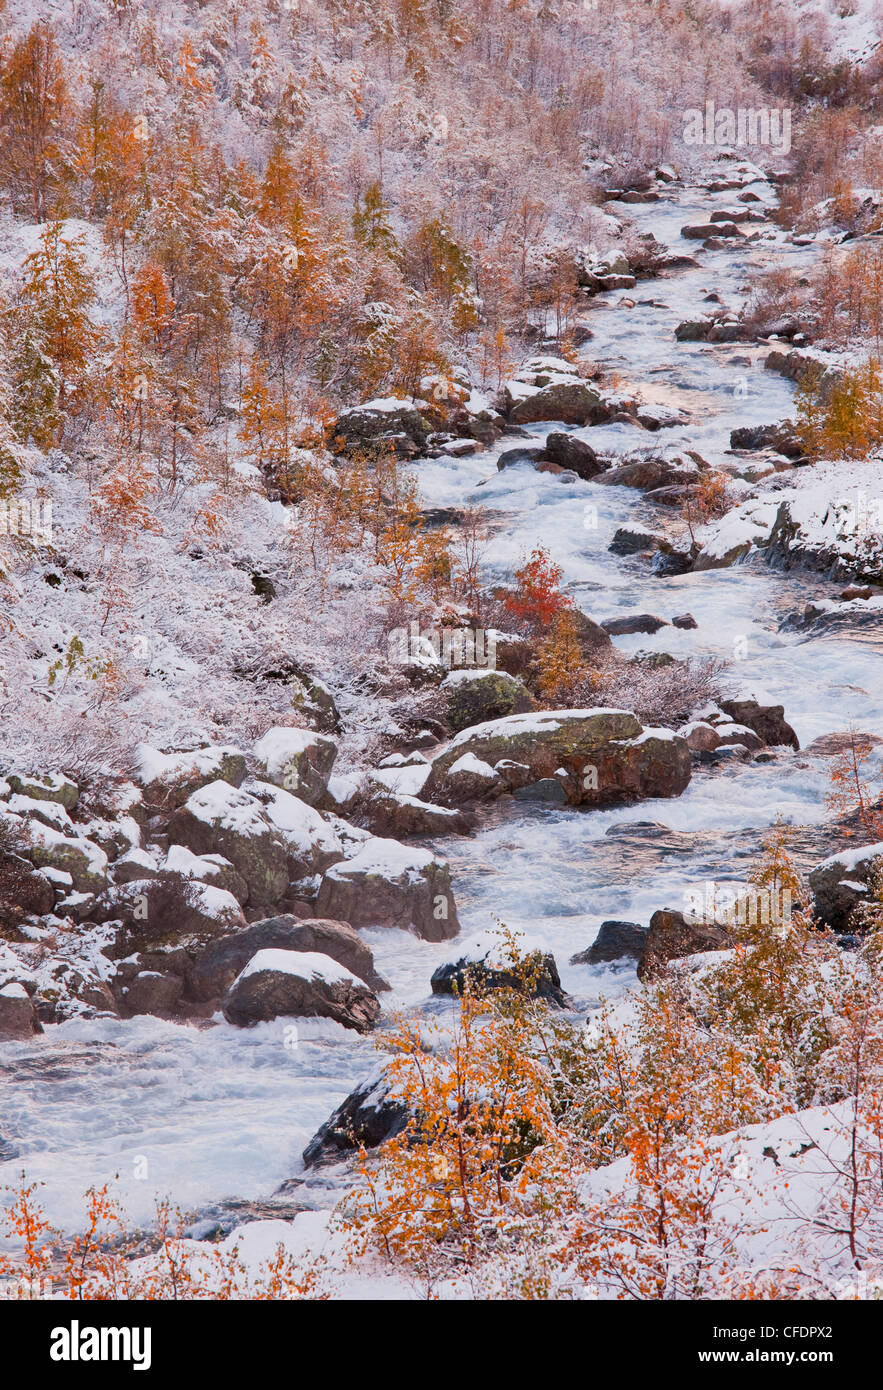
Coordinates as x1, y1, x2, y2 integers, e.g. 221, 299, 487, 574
326, 353, 699, 470
0, 677, 804, 1047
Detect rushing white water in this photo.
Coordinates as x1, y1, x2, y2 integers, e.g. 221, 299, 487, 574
3, 182, 881, 1241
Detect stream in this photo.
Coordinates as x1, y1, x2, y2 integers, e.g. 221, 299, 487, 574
3, 178, 883, 1243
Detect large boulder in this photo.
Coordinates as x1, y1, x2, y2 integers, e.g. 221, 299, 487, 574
681, 220, 743, 239
510, 380, 602, 426
25, 823, 108, 894
222, 949, 380, 1033
247, 782, 343, 881
436, 752, 502, 804
6, 772, 78, 811
169, 781, 289, 910
315, 838, 460, 941
678, 721, 722, 753
94, 875, 246, 949
6, 793, 75, 835
718, 699, 799, 750
730, 422, 805, 460
542, 432, 605, 478
601, 613, 669, 636
330, 399, 431, 457
609, 526, 666, 556
134, 743, 247, 809
497, 446, 546, 471
0, 850, 55, 926
360, 787, 470, 839
594, 453, 702, 492
301, 1068, 409, 1168
427, 710, 691, 808
571, 920, 647, 965
440, 668, 535, 732
120, 970, 184, 1018
715, 723, 764, 753
808, 843, 883, 930
162, 845, 249, 904
637, 908, 732, 980
111, 847, 162, 885
503, 358, 601, 427
170, 781, 343, 908
0, 982, 42, 1038
252, 727, 337, 807
430, 934, 568, 1006
190, 915, 389, 1000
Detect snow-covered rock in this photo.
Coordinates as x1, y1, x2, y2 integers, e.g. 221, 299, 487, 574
249, 781, 343, 880
25, 822, 108, 893
809, 841, 883, 929
190, 914, 389, 1000
162, 845, 248, 903
222, 948, 380, 1033
315, 837, 460, 941
6, 772, 78, 810
252, 726, 337, 807
430, 930, 567, 1005
440, 667, 534, 732
169, 781, 289, 910
428, 709, 691, 806
134, 743, 247, 809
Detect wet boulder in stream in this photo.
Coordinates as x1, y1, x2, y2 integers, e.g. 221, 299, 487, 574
190, 914, 390, 1000
502, 357, 602, 427
427, 709, 691, 808
301, 1068, 410, 1168
809, 843, 883, 931
637, 908, 732, 980
315, 838, 460, 941
431, 932, 568, 1006
222, 949, 380, 1033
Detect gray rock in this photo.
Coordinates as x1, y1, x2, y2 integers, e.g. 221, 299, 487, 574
441, 669, 535, 733
571, 920, 647, 965
497, 446, 546, 470
429, 709, 691, 808
301, 1069, 409, 1167
122, 971, 184, 1017
509, 381, 601, 427
6, 773, 78, 810
809, 843, 883, 930
681, 221, 743, 239
543, 432, 604, 478
609, 527, 666, 556
315, 838, 460, 942
0, 986, 42, 1038
252, 728, 337, 808
513, 778, 568, 804
718, 698, 799, 750
431, 946, 568, 1005
602, 613, 670, 636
